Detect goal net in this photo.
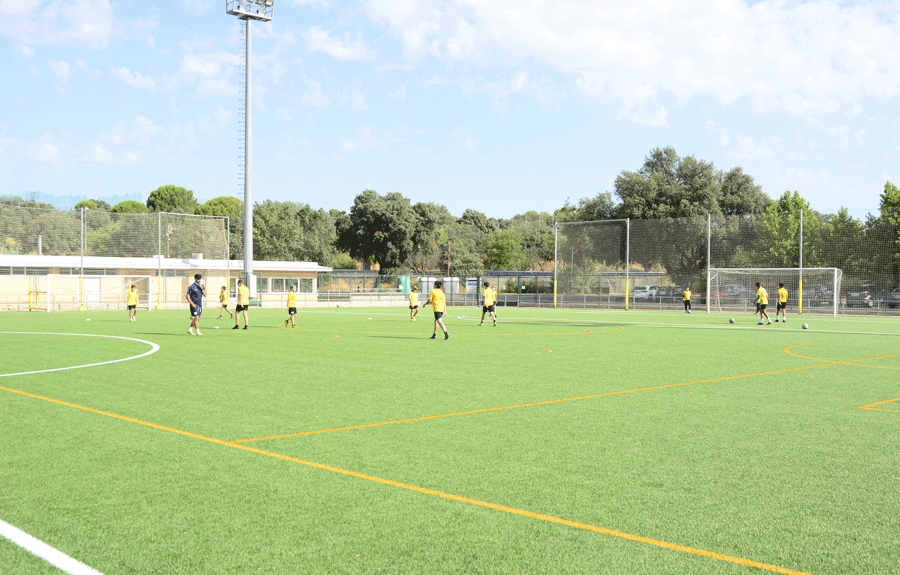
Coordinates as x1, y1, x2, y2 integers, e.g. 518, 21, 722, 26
42, 275, 153, 312
707, 268, 842, 316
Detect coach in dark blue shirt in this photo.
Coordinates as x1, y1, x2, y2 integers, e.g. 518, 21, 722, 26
186, 273, 206, 336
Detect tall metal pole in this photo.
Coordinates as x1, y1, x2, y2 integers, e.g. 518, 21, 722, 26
243, 17, 253, 289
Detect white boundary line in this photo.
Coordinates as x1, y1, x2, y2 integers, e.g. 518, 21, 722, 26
0, 332, 160, 378
0, 332, 158, 573
0, 519, 104, 575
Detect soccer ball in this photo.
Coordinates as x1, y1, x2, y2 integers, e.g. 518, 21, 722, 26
802, 323, 809, 330
729, 318, 735, 324
214, 326, 219, 329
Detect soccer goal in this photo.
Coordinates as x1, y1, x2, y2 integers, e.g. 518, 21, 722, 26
707, 268, 842, 316
40, 275, 153, 312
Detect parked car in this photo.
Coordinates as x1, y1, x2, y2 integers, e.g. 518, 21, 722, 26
721, 284, 749, 301
655, 285, 684, 303
846, 283, 886, 308
632, 285, 653, 300
888, 288, 900, 309
800, 284, 833, 307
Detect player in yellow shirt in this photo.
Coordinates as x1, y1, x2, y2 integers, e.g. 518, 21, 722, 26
126, 284, 139, 322
409, 285, 419, 321
756, 281, 772, 325
217, 285, 233, 319
234, 278, 250, 330
480, 281, 497, 326
424, 280, 449, 340
775, 283, 788, 323
682, 286, 692, 314
284, 283, 298, 328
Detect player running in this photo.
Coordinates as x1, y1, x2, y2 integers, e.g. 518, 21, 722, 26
424, 280, 449, 340
756, 282, 772, 325
285, 284, 298, 328
409, 285, 419, 321
480, 281, 497, 326
127, 284, 139, 322
217, 286, 234, 319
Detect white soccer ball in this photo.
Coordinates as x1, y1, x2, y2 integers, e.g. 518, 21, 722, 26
729, 318, 735, 324
214, 326, 219, 329
802, 323, 809, 330
368, 317, 372, 320
86, 318, 91, 321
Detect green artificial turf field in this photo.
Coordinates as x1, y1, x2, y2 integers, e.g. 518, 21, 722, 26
1, 306, 899, 574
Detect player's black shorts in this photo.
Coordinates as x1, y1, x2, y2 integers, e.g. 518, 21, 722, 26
482, 304, 495, 313
221, 303, 229, 309
776, 302, 786, 311
759, 303, 767, 310
190, 305, 202, 317
409, 305, 418, 310
127, 305, 136, 310
288, 307, 297, 316
236, 304, 248, 312
433, 311, 444, 319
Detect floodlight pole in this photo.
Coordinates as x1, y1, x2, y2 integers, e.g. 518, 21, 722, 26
243, 16, 253, 290
227, 0, 273, 294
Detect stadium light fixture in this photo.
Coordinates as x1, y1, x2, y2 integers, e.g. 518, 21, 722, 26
226, 0, 274, 292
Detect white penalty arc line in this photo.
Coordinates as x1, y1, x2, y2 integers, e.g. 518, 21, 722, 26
0, 519, 104, 575
0, 332, 159, 378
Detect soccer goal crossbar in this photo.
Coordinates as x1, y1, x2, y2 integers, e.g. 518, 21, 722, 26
707, 268, 842, 317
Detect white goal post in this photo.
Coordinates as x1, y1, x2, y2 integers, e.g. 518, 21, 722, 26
707, 268, 842, 317
40, 275, 153, 312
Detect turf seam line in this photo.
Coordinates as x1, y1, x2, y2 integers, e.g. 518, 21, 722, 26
234, 361, 843, 443
0, 518, 105, 575
1, 385, 814, 575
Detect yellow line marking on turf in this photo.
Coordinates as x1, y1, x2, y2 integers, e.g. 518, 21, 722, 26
0, 383, 814, 575
235, 361, 836, 443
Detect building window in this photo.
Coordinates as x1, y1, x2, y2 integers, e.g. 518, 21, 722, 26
298, 278, 313, 293
256, 276, 268, 294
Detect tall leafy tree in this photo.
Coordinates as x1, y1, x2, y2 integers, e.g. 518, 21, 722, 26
147, 185, 198, 214
253, 200, 336, 264
338, 190, 418, 273
483, 228, 529, 270
111, 200, 149, 214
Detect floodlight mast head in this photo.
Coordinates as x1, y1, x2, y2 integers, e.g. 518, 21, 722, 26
226, 0, 273, 21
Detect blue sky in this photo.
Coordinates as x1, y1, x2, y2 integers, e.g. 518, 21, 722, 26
1, 0, 898, 219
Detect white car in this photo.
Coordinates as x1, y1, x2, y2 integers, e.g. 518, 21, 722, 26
632, 285, 656, 300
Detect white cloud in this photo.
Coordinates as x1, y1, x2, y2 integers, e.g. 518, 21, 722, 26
27, 135, 62, 163
76, 58, 101, 80
0, 0, 41, 16
364, 0, 900, 120
342, 126, 385, 150
17, 44, 34, 57
111, 67, 156, 90
303, 26, 376, 62
300, 77, 329, 107
0, 0, 114, 48
84, 144, 139, 164
180, 50, 242, 96
48, 60, 70, 82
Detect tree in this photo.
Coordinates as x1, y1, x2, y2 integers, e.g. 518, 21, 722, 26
483, 228, 529, 270
720, 167, 768, 216
500, 211, 555, 270
147, 185, 198, 214
759, 191, 820, 268
338, 190, 418, 273
111, 200, 149, 214
253, 200, 336, 264
458, 209, 498, 235
74, 199, 110, 211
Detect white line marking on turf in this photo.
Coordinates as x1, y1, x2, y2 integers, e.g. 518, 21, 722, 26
0, 519, 104, 575
0, 332, 159, 378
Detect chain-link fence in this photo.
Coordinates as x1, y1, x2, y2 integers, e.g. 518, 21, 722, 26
555, 210, 899, 315
1, 204, 229, 260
